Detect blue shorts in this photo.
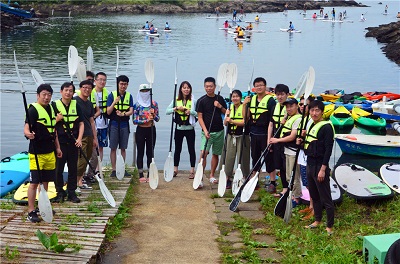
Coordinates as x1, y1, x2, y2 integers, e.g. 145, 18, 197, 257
97, 128, 108, 148
109, 125, 129, 150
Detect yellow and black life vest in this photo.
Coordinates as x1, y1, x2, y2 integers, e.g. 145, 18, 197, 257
174, 99, 192, 125
272, 104, 286, 130
92, 87, 109, 113
54, 99, 79, 130
111, 91, 131, 112
249, 94, 272, 126
30, 103, 56, 134
228, 104, 243, 135
304, 120, 335, 156
280, 114, 301, 138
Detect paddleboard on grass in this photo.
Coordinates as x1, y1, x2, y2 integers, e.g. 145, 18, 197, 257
13, 181, 67, 205
0, 152, 30, 197
380, 163, 400, 194
300, 176, 342, 204
333, 163, 393, 200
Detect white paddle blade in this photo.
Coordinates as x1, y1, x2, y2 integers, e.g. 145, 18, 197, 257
232, 165, 243, 195
149, 159, 159, 190
116, 149, 125, 180
31, 69, 45, 86
145, 59, 155, 87
217, 63, 229, 89
68, 45, 79, 78
13, 51, 24, 92
163, 153, 174, 182
174, 57, 178, 85
97, 156, 103, 180
87, 46, 93, 71
193, 159, 204, 189
226, 63, 238, 90
247, 59, 254, 91
240, 172, 259, 203
217, 166, 227, 197
76, 56, 87, 82
38, 184, 53, 223
95, 174, 116, 207
294, 71, 308, 99
116, 46, 119, 77
283, 191, 293, 223
304, 66, 315, 101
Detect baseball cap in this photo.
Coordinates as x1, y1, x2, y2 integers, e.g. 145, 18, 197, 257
283, 98, 298, 105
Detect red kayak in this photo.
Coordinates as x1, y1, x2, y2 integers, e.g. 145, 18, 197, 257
363, 92, 400, 101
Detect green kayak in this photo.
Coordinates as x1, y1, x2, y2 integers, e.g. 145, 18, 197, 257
351, 107, 386, 128
330, 106, 354, 128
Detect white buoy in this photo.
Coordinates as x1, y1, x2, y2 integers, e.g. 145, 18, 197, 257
392, 122, 400, 133
69, 11, 71, 18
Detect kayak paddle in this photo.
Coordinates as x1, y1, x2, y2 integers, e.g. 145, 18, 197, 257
86, 46, 93, 72
67, 45, 79, 84
31, 69, 45, 86
76, 55, 87, 82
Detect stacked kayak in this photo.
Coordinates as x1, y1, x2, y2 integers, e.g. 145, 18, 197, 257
0, 152, 30, 197
330, 106, 354, 128
363, 92, 400, 101
351, 107, 386, 128
322, 103, 335, 119
320, 93, 341, 102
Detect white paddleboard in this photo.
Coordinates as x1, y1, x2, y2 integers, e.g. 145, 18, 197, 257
380, 163, 400, 194
300, 177, 342, 204
146, 32, 160, 37
322, 20, 344, 23
206, 16, 226, 19
334, 163, 393, 200
280, 28, 302, 33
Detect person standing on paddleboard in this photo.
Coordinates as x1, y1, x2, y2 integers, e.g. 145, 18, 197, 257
270, 98, 302, 207
166, 81, 197, 179
133, 84, 160, 182
75, 80, 98, 191
107, 75, 134, 178
297, 100, 335, 235
24, 84, 62, 222
243, 77, 276, 187
267, 84, 289, 195
196, 77, 227, 186
53, 82, 83, 204
223, 90, 250, 189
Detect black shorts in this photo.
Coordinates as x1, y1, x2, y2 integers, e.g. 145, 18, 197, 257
29, 170, 56, 184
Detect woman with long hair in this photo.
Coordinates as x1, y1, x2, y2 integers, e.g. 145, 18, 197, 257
166, 81, 197, 178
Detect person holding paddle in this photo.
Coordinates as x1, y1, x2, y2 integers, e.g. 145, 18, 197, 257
106, 75, 134, 178
196, 77, 227, 186
24, 84, 62, 222
166, 81, 197, 179
53, 82, 84, 204
223, 90, 250, 189
297, 100, 335, 235
243, 77, 276, 188
133, 84, 160, 182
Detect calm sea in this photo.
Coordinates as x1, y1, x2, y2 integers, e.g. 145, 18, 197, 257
1, 1, 399, 170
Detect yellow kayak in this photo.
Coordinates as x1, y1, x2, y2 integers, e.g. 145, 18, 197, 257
330, 106, 354, 128
323, 103, 335, 119
320, 93, 341, 102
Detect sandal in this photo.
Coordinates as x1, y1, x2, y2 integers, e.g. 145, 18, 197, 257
189, 172, 194, 179
209, 177, 218, 184
304, 224, 318, 229
173, 171, 178, 177
273, 192, 284, 198
139, 177, 147, 183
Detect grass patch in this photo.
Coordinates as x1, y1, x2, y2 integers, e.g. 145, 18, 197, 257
0, 202, 16, 210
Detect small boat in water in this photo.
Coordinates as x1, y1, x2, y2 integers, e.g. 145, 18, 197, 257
0, 2, 33, 18
372, 99, 400, 122
352, 107, 386, 128
330, 106, 354, 128
335, 134, 400, 158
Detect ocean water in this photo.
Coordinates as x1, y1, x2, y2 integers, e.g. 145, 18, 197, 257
1, 1, 399, 169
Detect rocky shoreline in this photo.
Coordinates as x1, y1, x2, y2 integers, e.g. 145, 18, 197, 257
365, 21, 400, 66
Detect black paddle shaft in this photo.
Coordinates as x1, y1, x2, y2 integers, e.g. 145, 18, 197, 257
200, 91, 221, 160
168, 82, 178, 152
150, 88, 155, 159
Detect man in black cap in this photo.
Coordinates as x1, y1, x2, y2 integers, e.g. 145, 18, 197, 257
269, 98, 302, 206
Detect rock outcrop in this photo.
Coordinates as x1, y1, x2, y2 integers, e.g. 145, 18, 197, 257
366, 21, 400, 65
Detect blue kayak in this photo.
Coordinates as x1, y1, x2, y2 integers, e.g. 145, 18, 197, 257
0, 152, 30, 197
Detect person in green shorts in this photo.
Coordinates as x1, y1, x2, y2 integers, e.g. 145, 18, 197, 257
196, 77, 227, 187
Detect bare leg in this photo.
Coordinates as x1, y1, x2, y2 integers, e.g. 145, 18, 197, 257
28, 183, 39, 212
110, 148, 116, 171
210, 154, 219, 178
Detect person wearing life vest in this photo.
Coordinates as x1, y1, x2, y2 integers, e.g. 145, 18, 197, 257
270, 98, 302, 207
149, 24, 157, 34
246, 22, 253, 30
297, 100, 335, 235
86, 72, 110, 184
223, 90, 250, 189
223, 20, 229, 29
243, 77, 276, 183
133, 84, 160, 182
106, 75, 134, 178
24, 84, 63, 223
166, 81, 197, 179
255, 15, 260, 22
165, 22, 170, 30
52, 82, 84, 204
267, 84, 289, 195
312, 13, 317, 19
237, 27, 245, 39
143, 21, 150, 30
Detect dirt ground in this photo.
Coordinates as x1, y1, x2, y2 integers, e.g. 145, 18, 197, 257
101, 172, 221, 264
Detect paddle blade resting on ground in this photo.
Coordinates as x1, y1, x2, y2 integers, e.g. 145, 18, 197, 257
218, 165, 227, 197
76, 56, 86, 82
274, 189, 290, 218
67, 45, 79, 81
87, 46, 93, 71
283, 190, 293, 223
95, 174, 116, 207
232, 165, 243, 195
163, 152, 174, 182
240, 172, 259, 203
193, 159, 204, 189
38, 184, 53, 223
116, 149, 125, 180
31, 69, 44, 86
149, 158, 159, 190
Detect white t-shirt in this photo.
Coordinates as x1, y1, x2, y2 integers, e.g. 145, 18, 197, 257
94, 90, 109, 129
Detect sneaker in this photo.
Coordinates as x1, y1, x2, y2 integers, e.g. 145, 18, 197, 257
226, 179, 232, 189
78, 184, 93, 190
110, 170, 116, 177
83, 175, 96, 184
35, 207, 56, 217
67, 194, 81, 203
27, 210, 41, 223
51, 191, 67, 203
75, 187, 81, 194
124, 170, 131, 177
266, 184, 276, 194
